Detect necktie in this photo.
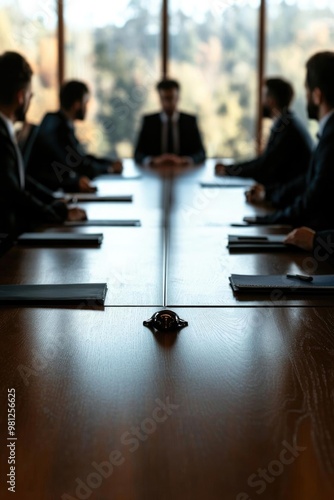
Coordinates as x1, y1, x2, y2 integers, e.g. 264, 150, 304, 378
167, 118, 174, 154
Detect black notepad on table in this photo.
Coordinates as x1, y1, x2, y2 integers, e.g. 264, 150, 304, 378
201, 178, 254, 188
229, 274, 334, 293
0, 284, 108, 305
227, 235, 295, 251
231, 222, 293, 228
64, 220, 141, 227
69, 194, 132, 203
18, 233, 103, 246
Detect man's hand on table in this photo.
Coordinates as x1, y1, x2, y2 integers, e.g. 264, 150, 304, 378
245, 184, 266, 204
284, 227, 316, 251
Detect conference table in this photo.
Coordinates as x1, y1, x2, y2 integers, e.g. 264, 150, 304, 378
0, 159, 334, 500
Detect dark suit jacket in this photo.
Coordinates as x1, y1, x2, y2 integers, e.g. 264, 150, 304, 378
27, 111, 112, 192
266, 172, 309, 209
227, 111, 314, 185
313, 230, 334, 267
255, 113, 334, 230
0, 117, 68, 236
134, 112, 206, 165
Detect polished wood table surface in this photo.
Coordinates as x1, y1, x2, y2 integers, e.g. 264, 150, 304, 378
0, 160, 333, 499
0, 307, 334, 499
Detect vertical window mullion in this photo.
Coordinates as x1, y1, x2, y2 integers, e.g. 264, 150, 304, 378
256, 0, 266, 155
162, 0, 169, 79
57, 0, 65, 88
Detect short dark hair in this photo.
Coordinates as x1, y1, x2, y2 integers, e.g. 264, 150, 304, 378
156, 79, 180, 92
265, 78, 294, 109
306, 51, 334, 106
0, 51, 33, 105
60, 80, 89, 110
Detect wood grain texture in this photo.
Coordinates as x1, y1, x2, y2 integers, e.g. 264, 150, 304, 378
167, 227, 334, 307
1, 160, 334, 499
0, 307, 333, 499
0, 228, 163, 306
170, 161, 273, 228
79, 174, 163, 228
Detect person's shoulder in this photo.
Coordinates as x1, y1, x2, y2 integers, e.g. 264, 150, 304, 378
179, 112, 199, 128
277, 110, 296, 129
179, 112, 197, 121
323, 112, 334, 136
142, 113, 161, 121
41, 111, 61, 121
40, 111, 71, 138
40, 111, 63, 128
287, 111, 306, 129
282, 111, 312, 141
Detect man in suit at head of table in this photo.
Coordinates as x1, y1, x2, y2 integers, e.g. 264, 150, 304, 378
0, 51, 87, 237
215, 77, 314, 187
26, 80, 123, 193
134, 79, 206, 167
243, 51, 334, 231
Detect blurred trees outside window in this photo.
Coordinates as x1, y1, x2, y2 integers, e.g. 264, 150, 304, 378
1, 0, 334, 158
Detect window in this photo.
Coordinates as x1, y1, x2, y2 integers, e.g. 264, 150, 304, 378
1, 0, 334, 158
65, 0, 161, 158
169, 0, 260, 158
0, 0, 58, 123
266, 0, 334, 135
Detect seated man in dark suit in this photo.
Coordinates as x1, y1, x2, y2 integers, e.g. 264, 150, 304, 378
0, 52, 86, 236
243, 52, 334, 231
134, 79, 206, 166
27, 81, 123, 192
215, 78, 313, 186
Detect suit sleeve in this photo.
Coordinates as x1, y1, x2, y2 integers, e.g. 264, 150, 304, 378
86, 155, 112, 176
226, 157, 266, 180
313, 230, 334, 267
265, 174, 306, 208
226, 128, 290, 183
54, 125, 104, 180
0, 139, 68, 228
255, 141, 334, 227
26, 175, 57, 204
28, 131, 81, 192
25, 175, 68, 220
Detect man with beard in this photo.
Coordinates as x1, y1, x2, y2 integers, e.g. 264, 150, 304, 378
27, 81, 123, 193
215, 78, 313, 186
0, 52, 86, 236
243, 52, 334, 230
